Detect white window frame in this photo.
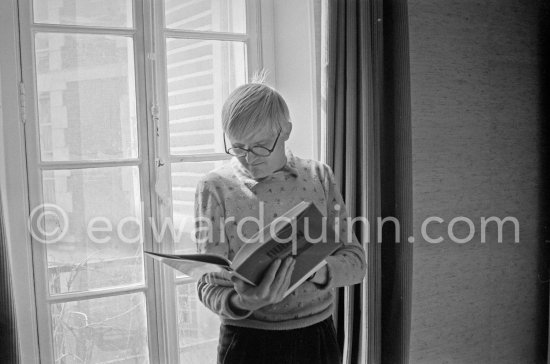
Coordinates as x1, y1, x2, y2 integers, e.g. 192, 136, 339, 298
149, 1, 264, 362
0, 0, 320, 362
17, 0, 160, 362
11, 0, 265, 362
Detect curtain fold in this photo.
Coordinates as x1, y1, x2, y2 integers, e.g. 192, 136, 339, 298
324, 0, 412, 363
325, 0, 382, 363
0, 191, 20, 363
380, 1, 413, 363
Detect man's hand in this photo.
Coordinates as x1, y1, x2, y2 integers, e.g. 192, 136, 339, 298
230, 257, 296, 312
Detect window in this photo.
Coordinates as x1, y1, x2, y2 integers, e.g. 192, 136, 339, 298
4, 0, 319, 362
19, 0, 261, 362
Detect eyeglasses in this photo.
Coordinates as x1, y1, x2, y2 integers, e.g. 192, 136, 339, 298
224, 131, 281, 157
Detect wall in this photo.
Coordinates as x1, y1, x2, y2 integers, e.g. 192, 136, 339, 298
0, 63, 5, 198
271, 0, 318, 160
408, 0, 546, 363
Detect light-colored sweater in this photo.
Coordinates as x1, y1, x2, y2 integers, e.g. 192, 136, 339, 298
195, 149, 366, 330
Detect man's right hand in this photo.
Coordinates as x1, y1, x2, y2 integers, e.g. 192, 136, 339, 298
229, 256, 296, 313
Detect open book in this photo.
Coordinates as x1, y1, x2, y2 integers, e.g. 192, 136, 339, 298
145, 201, 342, 297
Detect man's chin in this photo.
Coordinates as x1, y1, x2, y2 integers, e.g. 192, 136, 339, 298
238, 160, 271, 179
249, 170, 268, 179
246, 167, 269, 179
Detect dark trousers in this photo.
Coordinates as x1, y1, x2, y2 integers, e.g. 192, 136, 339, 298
217, 317, 342, 364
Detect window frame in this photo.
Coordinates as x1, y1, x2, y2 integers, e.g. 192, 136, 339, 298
17, 0, 160, 362
13, 0, 266, 363
1, 0, 321, 362
150, 1, 264, 361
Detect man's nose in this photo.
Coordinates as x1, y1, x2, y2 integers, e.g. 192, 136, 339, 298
245, 151, 259, 164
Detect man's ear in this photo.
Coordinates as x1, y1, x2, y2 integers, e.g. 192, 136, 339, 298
281, 122, 292, 141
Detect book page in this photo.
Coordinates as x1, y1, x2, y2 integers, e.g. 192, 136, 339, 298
155, 257, 227, 279
145, 252, 230, 280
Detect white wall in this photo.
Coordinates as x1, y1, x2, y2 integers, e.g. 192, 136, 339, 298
269, 0, 318, 160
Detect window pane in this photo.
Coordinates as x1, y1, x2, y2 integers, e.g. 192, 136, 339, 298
42, 167, 144, 294
166, 39, 246, 155
165, 0, 246, 33
35, 33, 138, 161
51, 293, 149, 363
33, 0, 133, 28
171, 161, 225, 256
177, 283, 220, 364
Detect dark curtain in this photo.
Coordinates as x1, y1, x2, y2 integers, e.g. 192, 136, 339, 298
0, 191, 19, 363
380, 0, 413, 363
325, 0, 413, 363
539, 1, 550, 362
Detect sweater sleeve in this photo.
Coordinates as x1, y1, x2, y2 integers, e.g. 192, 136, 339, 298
321, 165, 367, 289
194, 178, 252, 320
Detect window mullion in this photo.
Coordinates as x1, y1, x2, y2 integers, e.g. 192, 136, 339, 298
133, 0, 165, 363
29, 23, 136, 36
17, 0, 57, 361
45, 284, 146, 304
164, 29, 248, 42
39, 159, 141, 170
146, 0, 180, 363
170, 153, 230, 164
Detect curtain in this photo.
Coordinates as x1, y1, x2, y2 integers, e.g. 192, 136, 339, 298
379, 1, 413, 363
324, 0, 413, 363
0, 190, 19, 363
542, 2, 550, 362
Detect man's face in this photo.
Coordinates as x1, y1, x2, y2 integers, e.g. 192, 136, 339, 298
227, 128, 286, 179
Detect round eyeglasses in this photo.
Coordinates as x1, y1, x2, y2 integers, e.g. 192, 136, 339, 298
224, 131, 281, 157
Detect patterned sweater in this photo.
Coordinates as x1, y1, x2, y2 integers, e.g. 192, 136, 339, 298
195, 149, 366, 330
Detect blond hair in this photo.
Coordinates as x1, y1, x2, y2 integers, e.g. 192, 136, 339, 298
222, 82, 290, 139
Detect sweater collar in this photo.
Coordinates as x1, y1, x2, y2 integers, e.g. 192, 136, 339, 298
231, 148, 299, 190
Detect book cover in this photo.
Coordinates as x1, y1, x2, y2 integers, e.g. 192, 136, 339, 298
145, 201, 342, 296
